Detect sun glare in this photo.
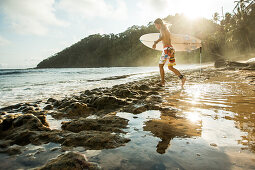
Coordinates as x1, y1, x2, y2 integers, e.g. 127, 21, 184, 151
176, 0, 209, 20
186, 111, 201, 123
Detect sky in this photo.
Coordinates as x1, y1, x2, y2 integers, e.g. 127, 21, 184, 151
0, 0, 236, 69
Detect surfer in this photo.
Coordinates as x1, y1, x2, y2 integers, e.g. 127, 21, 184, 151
153, 18, 186, 88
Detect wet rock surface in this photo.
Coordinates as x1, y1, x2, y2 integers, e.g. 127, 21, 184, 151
0, 114, 50, 145
60, 130, 130, 149
36, 152, 101, 170
62, 116, 128, 133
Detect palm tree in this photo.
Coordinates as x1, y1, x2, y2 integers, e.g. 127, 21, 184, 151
213, 12, 220, 23
233, 0, 251, 19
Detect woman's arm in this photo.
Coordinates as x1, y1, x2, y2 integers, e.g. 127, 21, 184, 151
152, 35, 162, 49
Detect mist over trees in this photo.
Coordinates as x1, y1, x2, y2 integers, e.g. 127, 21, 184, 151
37, 0, 255, 68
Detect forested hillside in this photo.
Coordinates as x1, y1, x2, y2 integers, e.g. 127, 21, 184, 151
37, 0, 255, 68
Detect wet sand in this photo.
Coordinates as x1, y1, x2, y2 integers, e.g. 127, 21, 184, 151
1, 66, 255, 169
86, 68, 255, 169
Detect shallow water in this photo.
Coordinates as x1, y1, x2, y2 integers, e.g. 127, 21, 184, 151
0, 143, 62, 169
0, 64, 210, 108
82, 74, 255, 169
1, 69, 255, 169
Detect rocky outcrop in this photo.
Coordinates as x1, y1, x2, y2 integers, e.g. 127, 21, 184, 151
92, 96, 127, 110
0, 114, 50, 147
62, 116, 128, 133
61, 131, 130, 149
56, 102, 96, 119
36, 152, 101, 170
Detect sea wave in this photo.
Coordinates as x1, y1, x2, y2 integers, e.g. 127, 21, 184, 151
0, 70, 30, 75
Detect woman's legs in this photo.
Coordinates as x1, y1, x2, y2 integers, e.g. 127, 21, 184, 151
168, 66, 186, 88
159, 64, 165, 86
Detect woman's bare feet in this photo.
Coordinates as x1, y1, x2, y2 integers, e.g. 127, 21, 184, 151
158, 81, 165, 87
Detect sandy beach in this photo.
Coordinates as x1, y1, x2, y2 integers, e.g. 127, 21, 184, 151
1, 63, 255, 169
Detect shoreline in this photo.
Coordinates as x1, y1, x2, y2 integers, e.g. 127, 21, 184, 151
0, 64, 211, 109
1, 64, 255, 169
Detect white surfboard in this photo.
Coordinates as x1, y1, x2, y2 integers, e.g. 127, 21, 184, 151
140, 33, 202, 51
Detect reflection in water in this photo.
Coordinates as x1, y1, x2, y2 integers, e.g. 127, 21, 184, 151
166, 79, 255, 154
143, 117, 201, 154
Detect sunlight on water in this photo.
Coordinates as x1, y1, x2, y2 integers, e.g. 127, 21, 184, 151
46, 115, 71, 130
185, 111, 201, 123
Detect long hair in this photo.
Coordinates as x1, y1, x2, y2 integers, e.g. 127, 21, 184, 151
154, 18, 172, 31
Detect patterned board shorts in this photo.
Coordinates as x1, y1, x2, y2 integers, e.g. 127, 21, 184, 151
159, 45, 176, 66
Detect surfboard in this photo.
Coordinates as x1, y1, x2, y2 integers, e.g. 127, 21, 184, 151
140, 33, 202, 52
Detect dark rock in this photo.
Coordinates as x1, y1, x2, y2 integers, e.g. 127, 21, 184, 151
61, 116, 128, 133
0, 103, 23, 112
0, 114, 50, 146
22, 106, 36, 113
0, 140, 11, 148
82, 97, 91, 104
61, 131, 130, 149
32, 103, 39, 107
53, 100, 61, 107
46, 98, 57, 104
122, 103, 162, 114
138, 84, 150, 91
35, 108, 41, 111
214, 59, 227, 68
137, 90, 147, 95
0, 144, 23, 155
92, 96, 126, 110
36, 152, 101, 170
114, 88, 134, 98
37, 115, 49, 127
66, 102, 95, 117
147, 91, 160, 95
6, 145, 22, 155
84, 90, 93, 95
0, 114, 21, 131
145, 95, 162, 103
122, 104, 147, 114
131, 84, 139, 90
12, 114, 47, 130
146, 104, 161, 110
0, 111, 7, 115
133, 106, 147, 114
54, 102, 95, 119
33, 130, 64, 144
43, 104, 53, 110
35, 100, 42, 104
44, 105, 53, 110
57, 100, 72, 109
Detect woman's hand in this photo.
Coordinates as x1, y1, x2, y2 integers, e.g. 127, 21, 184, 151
152, 42, 157, 49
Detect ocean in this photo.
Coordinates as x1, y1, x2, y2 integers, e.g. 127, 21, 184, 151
0, 64, 208, 108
